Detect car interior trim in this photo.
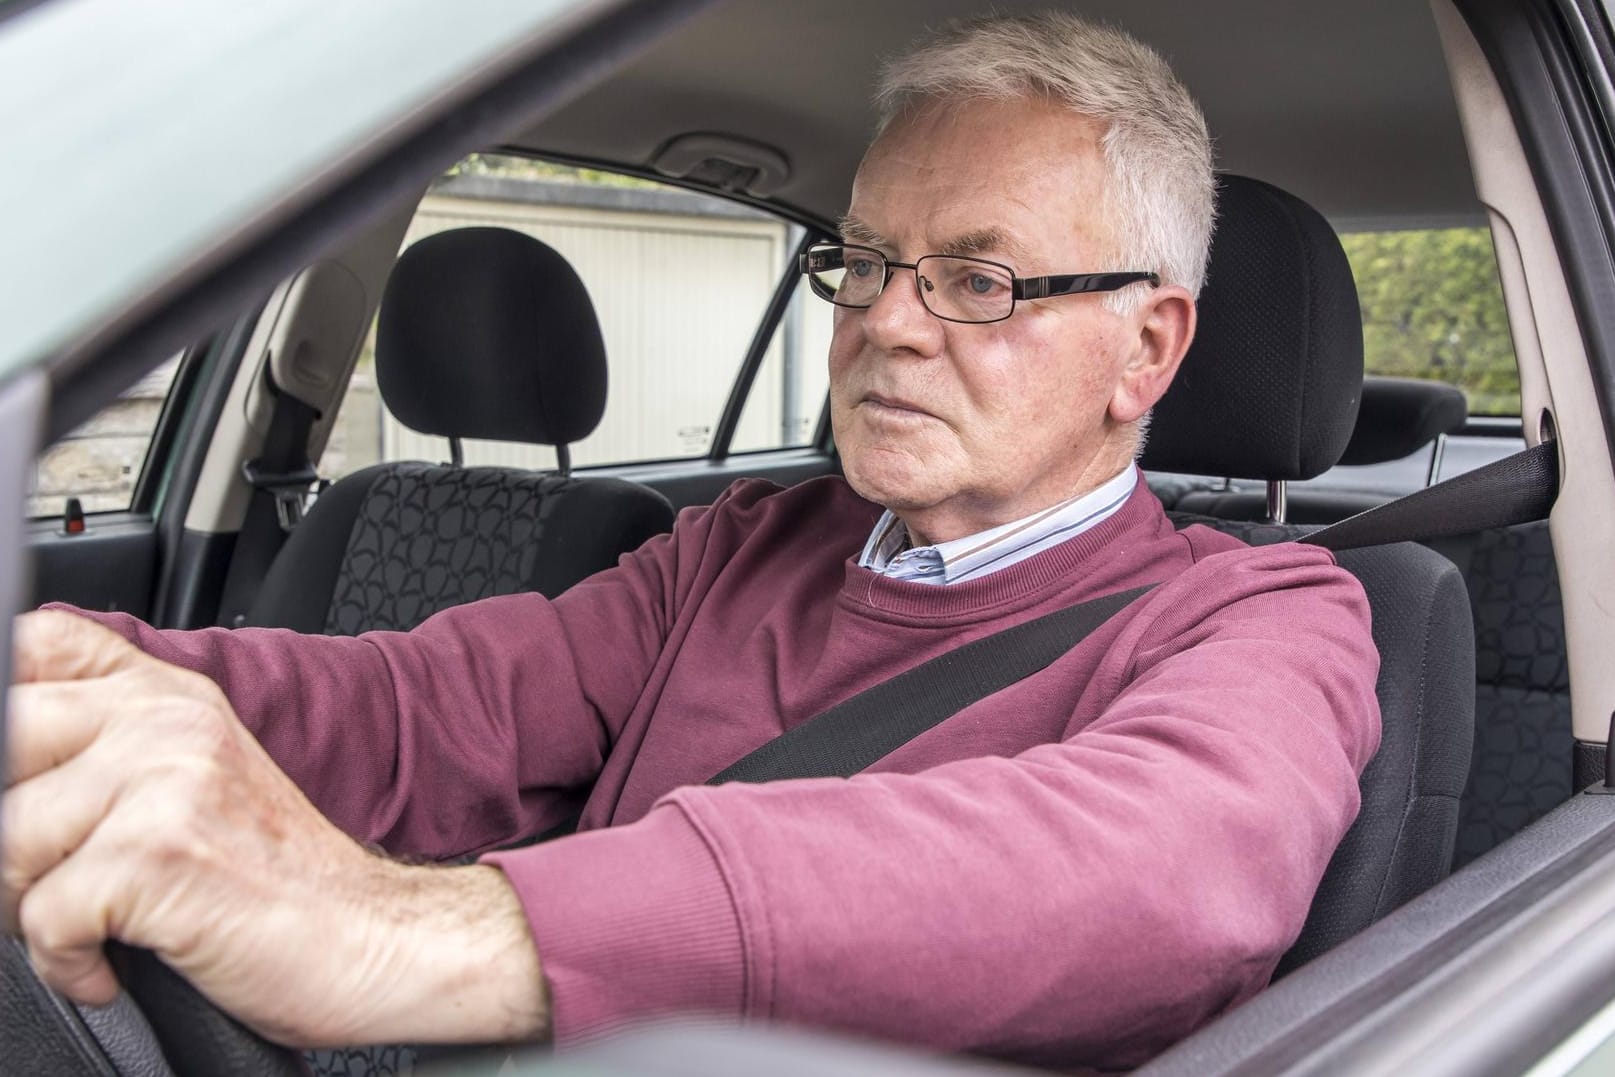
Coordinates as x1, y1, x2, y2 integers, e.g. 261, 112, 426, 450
710, 228, 819, 458
38, 0, 718, 444
1142, 791, 1615, 1075
1441, 0, 1615, 743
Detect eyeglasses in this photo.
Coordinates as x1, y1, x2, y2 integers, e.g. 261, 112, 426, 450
799, 242, 1159, 325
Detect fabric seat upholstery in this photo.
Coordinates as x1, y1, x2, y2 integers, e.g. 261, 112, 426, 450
1145, 175, 1476, 972
246, 227, 673, 634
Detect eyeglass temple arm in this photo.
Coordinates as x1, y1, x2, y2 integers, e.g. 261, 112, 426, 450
1015, 271, 1160, 300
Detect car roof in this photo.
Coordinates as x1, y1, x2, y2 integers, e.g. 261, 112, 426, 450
514, 0, 1477, 232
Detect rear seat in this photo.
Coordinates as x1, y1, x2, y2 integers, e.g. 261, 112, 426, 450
1148, 375, 1572, 868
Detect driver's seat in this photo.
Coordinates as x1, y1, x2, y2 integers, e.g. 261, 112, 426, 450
1142, 175, 1475, 973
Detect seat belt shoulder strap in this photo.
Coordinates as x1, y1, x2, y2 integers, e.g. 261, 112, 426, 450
708, 583, 1155, 785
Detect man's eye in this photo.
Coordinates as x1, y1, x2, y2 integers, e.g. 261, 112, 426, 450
847, 258, 879, 278
958, 271, 1007, 296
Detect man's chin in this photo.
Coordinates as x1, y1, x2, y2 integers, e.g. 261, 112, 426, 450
841, 459, 944, 514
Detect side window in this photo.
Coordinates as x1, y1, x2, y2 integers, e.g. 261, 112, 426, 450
1340, 226, 1520, 415
730, 279, 836, 453
327, 154, 821, 480
28, 356, 181, 518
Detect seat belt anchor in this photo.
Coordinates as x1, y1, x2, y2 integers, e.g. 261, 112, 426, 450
241, 460, 327, 532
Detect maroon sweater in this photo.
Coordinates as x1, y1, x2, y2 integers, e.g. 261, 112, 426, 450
78, 475, 1380, 1069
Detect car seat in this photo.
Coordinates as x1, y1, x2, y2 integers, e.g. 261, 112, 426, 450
1142, 175, 1476, 974
244, 227, 674, 634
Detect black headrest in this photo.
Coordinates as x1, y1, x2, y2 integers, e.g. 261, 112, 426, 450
375, 227, 607, 447
1339, 376, 1468, 465
1140, 175, 1364, 480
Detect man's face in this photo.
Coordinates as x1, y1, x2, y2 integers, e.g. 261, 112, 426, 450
829, 97, 1163, 545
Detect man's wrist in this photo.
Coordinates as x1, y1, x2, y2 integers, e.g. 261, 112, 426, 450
333, 860, 550, 1048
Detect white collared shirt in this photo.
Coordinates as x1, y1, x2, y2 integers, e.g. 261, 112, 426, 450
858, 467, 1138, 585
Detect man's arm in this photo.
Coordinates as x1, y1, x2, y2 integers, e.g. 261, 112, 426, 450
2, 610, 551, 1046
482, 548, 1380, 1068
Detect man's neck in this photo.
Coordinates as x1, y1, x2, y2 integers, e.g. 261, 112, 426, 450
897, 463, 1136, 550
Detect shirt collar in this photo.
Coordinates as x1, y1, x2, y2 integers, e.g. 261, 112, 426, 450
858, 467, 1138, 585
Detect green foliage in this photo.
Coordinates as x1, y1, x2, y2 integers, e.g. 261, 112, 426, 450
1340, 227, 1520, 415
439, 152, 659, 190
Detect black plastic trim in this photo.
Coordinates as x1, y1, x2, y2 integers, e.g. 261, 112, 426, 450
1458, 0, 1615, 480
521, 147, 840, 235
44, 0, 718, 444
148, 305, 266, 628
710, 228, 820, 458
1575, 736, 1608, 788
126, 343, 204, 516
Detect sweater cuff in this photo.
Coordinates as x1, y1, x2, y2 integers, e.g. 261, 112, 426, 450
481, 802, 748, 1045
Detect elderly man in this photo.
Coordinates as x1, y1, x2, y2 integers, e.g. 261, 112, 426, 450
2, 12, 1379, 1071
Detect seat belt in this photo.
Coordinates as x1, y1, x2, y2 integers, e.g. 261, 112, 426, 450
708, 440, 1561, 786
1302, 439, 1558, 551
708, 584, 1154, 784
215, 380, 323, 627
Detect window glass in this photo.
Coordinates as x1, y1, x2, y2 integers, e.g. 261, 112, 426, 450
28, 356, 180, 518
1340, 226, 1520, 416
730, 279, 835, 453
327, 154, 799, 478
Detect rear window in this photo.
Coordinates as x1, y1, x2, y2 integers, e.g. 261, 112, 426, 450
1340, 226, 1519, 416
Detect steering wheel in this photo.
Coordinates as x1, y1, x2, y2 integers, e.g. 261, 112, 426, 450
2, 937, 304, 1077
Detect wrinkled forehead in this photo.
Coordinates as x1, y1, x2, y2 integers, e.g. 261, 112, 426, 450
845, 97, 1113, 265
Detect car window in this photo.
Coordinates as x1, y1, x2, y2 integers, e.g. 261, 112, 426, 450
1340, 225, 1520, 416
324, 153, 812, 480
27, 355, 181, 518
730, 282, 835, 454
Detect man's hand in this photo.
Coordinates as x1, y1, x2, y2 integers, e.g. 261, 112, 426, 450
2, 610, 549, 1047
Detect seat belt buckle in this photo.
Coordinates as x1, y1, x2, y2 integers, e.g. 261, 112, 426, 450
241, 460, 327, 532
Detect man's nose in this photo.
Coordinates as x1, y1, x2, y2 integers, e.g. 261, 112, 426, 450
861, 266, 945, 355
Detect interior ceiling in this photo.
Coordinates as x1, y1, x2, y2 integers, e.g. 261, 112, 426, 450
516, 0, 1475, 232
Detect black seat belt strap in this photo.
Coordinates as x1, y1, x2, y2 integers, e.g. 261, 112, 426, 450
1302, 439, 1559, 551
216, 382, 322, 627
708, 584, 1155, 785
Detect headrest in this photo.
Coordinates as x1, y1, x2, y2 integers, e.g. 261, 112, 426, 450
1140, 175, 1364, 480
375, 227, 607, 447
1339, 376, 1468, 465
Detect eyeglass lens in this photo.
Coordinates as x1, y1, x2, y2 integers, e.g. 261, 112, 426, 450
807, 246, 1015, 323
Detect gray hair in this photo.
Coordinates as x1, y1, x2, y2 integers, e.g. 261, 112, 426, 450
876, 12, 1216, 311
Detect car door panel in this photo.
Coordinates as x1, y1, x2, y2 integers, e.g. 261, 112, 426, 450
27, 521, 158, 616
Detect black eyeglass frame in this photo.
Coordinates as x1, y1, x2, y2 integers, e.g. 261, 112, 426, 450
799, 242, 1160, 325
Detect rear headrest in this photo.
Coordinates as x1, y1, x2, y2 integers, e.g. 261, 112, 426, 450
375, 227, 607, 447
1339, 376, 1468, 465
1140, 175, 1364, 481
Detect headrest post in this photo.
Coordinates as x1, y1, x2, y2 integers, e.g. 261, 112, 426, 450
1427, 433, 1448, 486
1265, 480, 1288, 524
555, 444, 572, 478
448, 437, 464, 468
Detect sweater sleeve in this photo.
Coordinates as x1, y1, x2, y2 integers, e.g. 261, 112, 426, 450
46, 480, 781, 857
43, 513, 702, 859
484, 546, 1381, 1068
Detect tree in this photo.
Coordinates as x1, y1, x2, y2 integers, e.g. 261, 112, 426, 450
1340, 228, 1520, 415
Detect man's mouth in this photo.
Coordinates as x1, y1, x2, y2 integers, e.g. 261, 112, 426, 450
863, 392, 932, 417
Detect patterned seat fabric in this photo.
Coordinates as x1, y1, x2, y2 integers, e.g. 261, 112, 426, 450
1450, 521, 1571, 867
245, 227, 675, 634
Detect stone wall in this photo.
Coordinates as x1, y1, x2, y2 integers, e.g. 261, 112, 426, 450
30, 359, 178, 518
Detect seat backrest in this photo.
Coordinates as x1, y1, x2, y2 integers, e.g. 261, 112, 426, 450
1146, 176, 1476, 971
246, 228, 673, 633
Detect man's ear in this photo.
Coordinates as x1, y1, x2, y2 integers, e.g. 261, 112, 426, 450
1108, 284, 1196, 424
